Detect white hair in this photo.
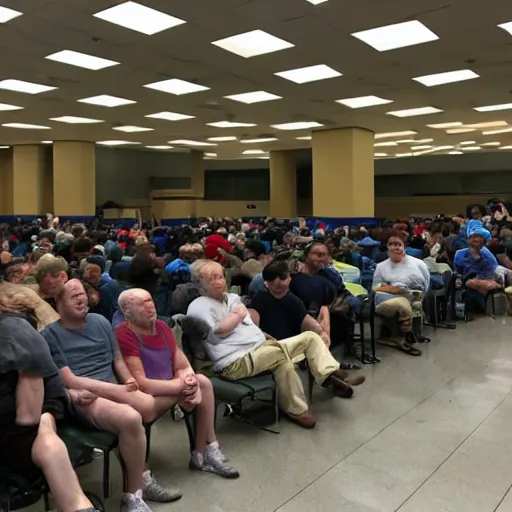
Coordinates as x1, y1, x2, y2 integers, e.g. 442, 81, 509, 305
118, 288, 150, 318
190, 259, 219, 283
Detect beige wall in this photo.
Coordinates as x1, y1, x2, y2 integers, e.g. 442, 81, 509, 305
0, 149, 13, 215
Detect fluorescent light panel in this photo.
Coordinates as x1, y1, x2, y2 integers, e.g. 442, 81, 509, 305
413, 69, 479, 87
411, 145, 433, 150
224, 91, 281, 104
498, 21, 512, 36
0, 103, 23, 111
207, 121, 257, 128
51, 116, 104, 124
449, 151, 463, 155
78, 94, 135, 107
306, 0, 328, 4
446, 128, 476, 134
145, 111, 194, 121
374, 141, 398, 147
144, 78, 209, 95
374, 153, 388, 157
2, 123, 50, 129
375, 130, 417, 139
499, 146, 512, 150
146, 145, 173, 149
207, 136, 237, 142
467, 121, 508, 128
97, 140, 140, 146
0, 6, 22, 23
204, 152, 217, 157
352, 20, 439, 52
113, 125, 153, 132
296, 135, 312, 140
243, 149, 266, 155
336, 95, 392, 109
212, 29, 294, 58
272, 121, 323, 130
275, 64, 341, 84
168, 139, 217, 146
461, 146, 481, 150
41, 141, 53, 144
93, 1, 185, 35
45, 50, 119, 70
0, 79, 56, 94
428, 122, 463, 129
458, 141, 476, 145
474, 103, 512, 112
241, 137, 277, 143
388, 106, 442, 117
483, 127, 512, 135
481, 141, 501, 146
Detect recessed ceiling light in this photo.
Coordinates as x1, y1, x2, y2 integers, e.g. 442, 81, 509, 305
336, 95, 393, 109
449, 151, 463, 155
45, 50, 119, 70
41, 141, 53, 144
427, 122, 463, 129
207, 136, 237, 142
207, 121, 257, 128
466, 121, 508, 129
498, 21, 512, 36
0, 79, 56, 94
145, 111, 194, 121
387, 106, 443, 117
375, 130, 417, 139
224, 91, 282, 104
352, 20, 439, 52
411, 145, 433, 150
146, 145, 174, 150
275, 64, 341, 84
306, 0, 328, 4
272, 121, 323, 130
433, 145, 455, 151
396, 138, 434, 144
2, 123, 50, 129
446, 128, 476, 134
93, 1, 185, 35
461, 146, 481, 151
168, 139, 217, 146
481, 141, 501, 146
240, 137, 277, 143
482, 127, 512, 135
296, 135, 312, 140
396, 152, 413, 157
113, 125, 154, 132
242, 149, 266, 155
474, 103, 512, 112
374, 141, 398, 147
413, 69, 479, 87
499, 145, 512, 150
0, 146, 9, 149
51, 116, 104, 124
257, 156, 270, 159
78, 94, 136, 107
144, 78, 209, 96
458, 141, 476, 145
374, 153, 388, 157
0, 6, 22, 23
97, 140, 140, 146
0, 103, 23, 111
204, 152, 217, 157
212, 29, 294, 58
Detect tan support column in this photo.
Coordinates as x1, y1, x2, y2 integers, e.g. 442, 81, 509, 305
312, 127, 374, 218
0, 148, 13, 215
13, 145, 45, 216
53, 141, 95, 217
269, 150, 296, 218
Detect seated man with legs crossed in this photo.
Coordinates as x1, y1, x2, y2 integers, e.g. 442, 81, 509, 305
248, 261, 365, 388
114, 288, 239, 478
0, 309, 99, 512
186, 260, 355, 430
41, 279, 181, 512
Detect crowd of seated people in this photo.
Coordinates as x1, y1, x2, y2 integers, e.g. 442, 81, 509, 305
1, 200, 512, 507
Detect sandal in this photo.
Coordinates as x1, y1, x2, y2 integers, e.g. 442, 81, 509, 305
377, 337, 422, 357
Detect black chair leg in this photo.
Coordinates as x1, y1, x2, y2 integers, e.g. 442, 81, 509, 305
359, 318, 366, 363
102, 450, 110, 500
183, 410, 196, 453
144, 425, 152, 462
43, 490, 50, 511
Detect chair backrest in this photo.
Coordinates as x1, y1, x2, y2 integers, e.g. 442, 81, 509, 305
174, 315, 212, 371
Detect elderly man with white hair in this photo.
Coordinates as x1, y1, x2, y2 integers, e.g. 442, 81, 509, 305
115, 288, 239, 479
186, 260, 354, 430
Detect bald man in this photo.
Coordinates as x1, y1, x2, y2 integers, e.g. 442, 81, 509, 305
115, 289, 238, 479
41, 279, 181, 511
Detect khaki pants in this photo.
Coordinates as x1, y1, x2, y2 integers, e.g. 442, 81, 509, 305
222, 332, 339, 416
375, 297, 412, 323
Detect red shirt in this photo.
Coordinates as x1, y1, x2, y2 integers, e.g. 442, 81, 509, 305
115, 320, 177, 360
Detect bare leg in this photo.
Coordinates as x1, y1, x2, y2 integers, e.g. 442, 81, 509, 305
192, 375, 216, 453
16, 374, 44, 425
32, 414, 93, 512
77, 398, 146, 493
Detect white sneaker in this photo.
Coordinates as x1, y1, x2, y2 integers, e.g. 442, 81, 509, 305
121, 489, 153, 512
189, 441, 240, 479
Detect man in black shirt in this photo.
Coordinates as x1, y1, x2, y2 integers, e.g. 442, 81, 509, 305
0, 311, 98, 512
249, 261, 364, 386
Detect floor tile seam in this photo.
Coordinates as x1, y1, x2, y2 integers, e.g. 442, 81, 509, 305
395, 388, 512, 512
271, 377, 456, 512
493, 484, 512, 512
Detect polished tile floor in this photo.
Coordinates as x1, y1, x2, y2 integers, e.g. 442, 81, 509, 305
77, 316, 512, 512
